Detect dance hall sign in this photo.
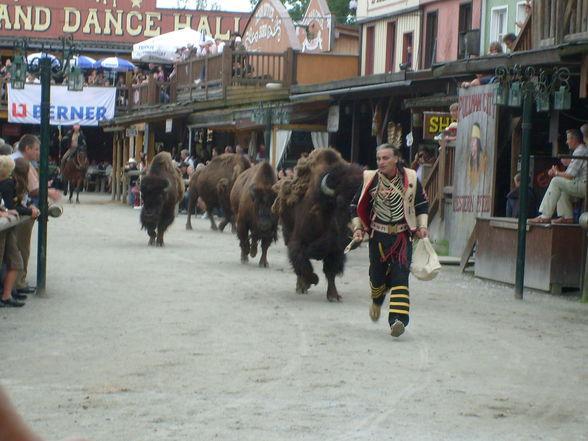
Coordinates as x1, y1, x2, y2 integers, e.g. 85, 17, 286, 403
449, 84, 497, 256
0, 0, 247, 44
8, 84, 116, 126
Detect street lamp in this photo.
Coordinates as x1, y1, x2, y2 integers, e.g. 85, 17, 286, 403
493, 65, 571, 299
11, 36, 83, 297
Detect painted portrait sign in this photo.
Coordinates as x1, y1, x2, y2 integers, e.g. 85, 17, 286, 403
0, 0, 247, 44
242, 0, 300, 52
449, 84, 497, 256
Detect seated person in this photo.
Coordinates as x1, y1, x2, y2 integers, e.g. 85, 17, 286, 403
530, 128, 588, 224
505, 173, 537, 218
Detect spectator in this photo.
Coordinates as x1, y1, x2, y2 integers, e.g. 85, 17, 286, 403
0, 155, 26, 307
516, 1, 532, 29
503, 33, 517, 52
254, 145, 266, 162
488, 41, 503, 54
410, 148, 436, 182
506, 173, 538, 218
124, 158, 140, 207
10, 134, 61, 295
224, 145, 234, 154
461, 73, 493, 89
529, 128, 588, 224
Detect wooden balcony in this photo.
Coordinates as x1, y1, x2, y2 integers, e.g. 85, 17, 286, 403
534, 0, 588, 47
0, 49, 358, 117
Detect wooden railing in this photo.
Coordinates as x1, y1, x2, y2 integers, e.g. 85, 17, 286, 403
513, 14, 533, 52
423, 140, 455, 222
536, 0, 588, 46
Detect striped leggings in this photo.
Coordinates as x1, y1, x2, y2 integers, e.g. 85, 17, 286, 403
368, 234, 412, 326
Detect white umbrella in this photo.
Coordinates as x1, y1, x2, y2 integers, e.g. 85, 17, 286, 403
94, 57, 135, 72
132, 27, 203, 63
70, 55, 96, 69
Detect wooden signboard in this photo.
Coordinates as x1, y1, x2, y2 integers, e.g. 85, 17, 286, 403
0, 0, 247, 44
296, 0, 333, 53
449, 84, 498, 256
422, 111, 456, 140
242, 0, 300, 52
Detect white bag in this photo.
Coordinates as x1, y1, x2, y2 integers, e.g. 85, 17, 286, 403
410, 238, 441, 281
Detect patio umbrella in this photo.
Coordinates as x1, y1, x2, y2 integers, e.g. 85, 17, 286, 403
132, 27, 203, 63
26, 52, 61, 69
70, 55, 97, 69
94, 57, 135, 72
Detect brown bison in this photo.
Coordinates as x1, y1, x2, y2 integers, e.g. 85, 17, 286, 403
140, 152, 184, 246
272, 148, 363, 301
185, 153, 250, 231
230, 161, 278, 267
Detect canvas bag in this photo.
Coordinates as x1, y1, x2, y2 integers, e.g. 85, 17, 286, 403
410, 238, 441, 281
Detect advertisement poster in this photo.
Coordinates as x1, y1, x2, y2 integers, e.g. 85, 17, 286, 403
449, 84, 497, 256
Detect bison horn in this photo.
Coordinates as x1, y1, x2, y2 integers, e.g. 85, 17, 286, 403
249, 182, 256, 199
320, 174, 335, 197
163, 180, 171, 192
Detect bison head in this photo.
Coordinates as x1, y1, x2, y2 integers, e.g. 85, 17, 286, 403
140, 176, 171, 225
318, 163, 363, 208
250, 183, 278, 233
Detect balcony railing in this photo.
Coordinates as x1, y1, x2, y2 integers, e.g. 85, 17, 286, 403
536, 0, 588, 46
1, 49, 358, 114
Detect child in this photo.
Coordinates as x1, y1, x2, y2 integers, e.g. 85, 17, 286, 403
0, 156, 32, 307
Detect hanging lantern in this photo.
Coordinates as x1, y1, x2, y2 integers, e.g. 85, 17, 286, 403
493, 82, 509, 106
10, 56, 26, 90
508, 81, 522, 107
535, 92, 550, 112
68, 65, 84, 91
553, 86, 571, 110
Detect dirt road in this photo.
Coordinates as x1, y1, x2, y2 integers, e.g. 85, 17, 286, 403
1, 193, 587, 441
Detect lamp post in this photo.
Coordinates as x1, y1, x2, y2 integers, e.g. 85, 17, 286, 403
252, 102, 290, 167
11, 36, 84, 296
493, 65, 571, 299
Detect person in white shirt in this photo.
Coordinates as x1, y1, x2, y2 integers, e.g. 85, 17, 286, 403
530, 128, 588, 224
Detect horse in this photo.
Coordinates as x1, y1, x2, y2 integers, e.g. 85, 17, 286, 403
61, 149, 89, 204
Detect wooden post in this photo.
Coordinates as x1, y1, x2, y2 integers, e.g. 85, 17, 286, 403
580, 54, 588, 99
283, 48, 296, 87
221, 47, 232, 98
438, 139, 447, 220
350, 102, 360, 164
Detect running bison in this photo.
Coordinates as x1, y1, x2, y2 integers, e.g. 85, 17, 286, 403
272, 148, 363, 301
230, 161, 278, 267
140, 152, 184, 246
185, 153, 250, 231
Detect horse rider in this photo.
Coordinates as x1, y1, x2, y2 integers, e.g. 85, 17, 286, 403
60, 124, 87, 168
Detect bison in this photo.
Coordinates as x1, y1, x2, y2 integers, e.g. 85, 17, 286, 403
140, 152, 184, 246
272, 148, 363, 301
185, 153, 250, 231
230, 161, 278, 267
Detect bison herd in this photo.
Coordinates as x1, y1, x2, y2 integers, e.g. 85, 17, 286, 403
140, 148, 363, 301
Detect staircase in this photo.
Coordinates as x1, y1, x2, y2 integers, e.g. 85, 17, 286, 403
422, 140, 455, 222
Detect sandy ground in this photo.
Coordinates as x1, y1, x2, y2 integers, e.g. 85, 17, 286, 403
1, 193, 587, 441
